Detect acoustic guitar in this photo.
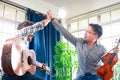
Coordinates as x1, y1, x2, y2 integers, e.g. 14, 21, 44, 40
1, 38, 50, 76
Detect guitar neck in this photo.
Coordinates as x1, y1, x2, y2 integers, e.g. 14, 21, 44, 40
31, 59, 50, 75
32, 60, 43, 68
16, 22, 43, 38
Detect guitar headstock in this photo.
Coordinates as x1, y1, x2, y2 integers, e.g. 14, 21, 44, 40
46, 66, 51, 75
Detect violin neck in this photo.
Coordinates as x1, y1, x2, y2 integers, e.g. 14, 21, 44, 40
108, 53, 116, 64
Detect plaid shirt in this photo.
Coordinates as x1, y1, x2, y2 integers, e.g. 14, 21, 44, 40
2, 22, 45, 80
15, 22, 44, 38
15, 22, 44, 44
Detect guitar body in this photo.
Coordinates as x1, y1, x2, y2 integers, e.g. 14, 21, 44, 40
2, 38, 36, 76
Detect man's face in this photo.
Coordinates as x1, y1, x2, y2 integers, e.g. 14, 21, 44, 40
83, 26, 97, 42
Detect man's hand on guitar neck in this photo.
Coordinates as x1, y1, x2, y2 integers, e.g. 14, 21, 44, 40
36, 63, 46, 70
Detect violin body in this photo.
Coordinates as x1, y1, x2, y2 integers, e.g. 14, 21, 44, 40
97, 53, 118, 80
1, 38, 50, 76
97, 65, 113, 80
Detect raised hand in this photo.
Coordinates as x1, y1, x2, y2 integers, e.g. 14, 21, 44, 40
47, 10, 53, 20
41, 10, 52, 26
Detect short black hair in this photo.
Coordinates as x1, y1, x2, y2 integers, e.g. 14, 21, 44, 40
89, 23, 103, 38
17, 21, 33, 30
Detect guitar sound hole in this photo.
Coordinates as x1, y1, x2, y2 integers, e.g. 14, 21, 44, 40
28, 56, 32, 65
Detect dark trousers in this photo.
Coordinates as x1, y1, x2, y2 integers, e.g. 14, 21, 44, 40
74, 73, 101, 80
2, 72, 44, 80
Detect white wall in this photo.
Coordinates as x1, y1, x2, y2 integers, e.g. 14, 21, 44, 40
9, 0, 59, 17
67, 0, 120, 19
9, 0, 120, 19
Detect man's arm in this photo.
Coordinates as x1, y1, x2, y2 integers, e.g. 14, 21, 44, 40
15, 13, 50, 38
52, 19, 78, 45
15, 22, 44, 38
46, 10, 78, 45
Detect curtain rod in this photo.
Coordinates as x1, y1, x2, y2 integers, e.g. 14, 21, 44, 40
0, 0, 43, 14
1, 0, 28, 11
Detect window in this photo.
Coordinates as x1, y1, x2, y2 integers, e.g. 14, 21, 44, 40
112, 22, 120, 36
89, 16, 97, 24
111, 9, 120, 21
0, 3, 26, 71
79, 19, 88, 30
70, 22, 78, 32
102, 24, 112, 38
101, 12, 110, 24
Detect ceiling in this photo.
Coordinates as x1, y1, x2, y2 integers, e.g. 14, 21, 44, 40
43, 0, 120, 19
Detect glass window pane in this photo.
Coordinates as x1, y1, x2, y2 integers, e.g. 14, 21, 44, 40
79, 19, 88, 30
3, 21, 16, 34
0, 4, 4, 17
70, 22, 78, 32
100, 38, 112, 52
112, 22, 120, 36
0, 32, 2, 46
0, 45, 1, 69
1, 33, 13, 47
1, 33, 12, 62
102, 24, 112, 38
62, 36, 68, 42
16, 10, 26, 22
4, 6, 16, 20
0, 32, 2, 56
72, 32, 79, 37
79, 30, 85, 38
89, 16, 97, 24
0, 45, 1, 55
101, 12, 110, 23
0, 19, 3, 31
111, 9, 120, 21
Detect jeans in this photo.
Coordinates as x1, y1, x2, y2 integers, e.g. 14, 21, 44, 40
74, 73, 101, 80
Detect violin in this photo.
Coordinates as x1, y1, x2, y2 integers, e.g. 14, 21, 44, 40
97, 38, 120, 80
1, 38, 50, 76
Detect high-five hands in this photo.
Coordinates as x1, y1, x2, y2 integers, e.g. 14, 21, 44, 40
41, 10, 51, 26
41, 10, 55, 26
46, 10, 54, 21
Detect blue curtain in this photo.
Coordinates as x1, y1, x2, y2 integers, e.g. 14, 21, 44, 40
27, 9, 60, 80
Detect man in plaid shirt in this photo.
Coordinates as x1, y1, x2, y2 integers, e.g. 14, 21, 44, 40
2, 12, 51, 80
